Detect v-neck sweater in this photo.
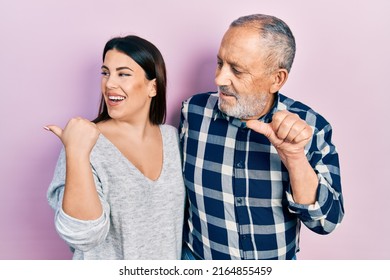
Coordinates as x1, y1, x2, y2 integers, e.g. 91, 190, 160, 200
47, 124, 185, 259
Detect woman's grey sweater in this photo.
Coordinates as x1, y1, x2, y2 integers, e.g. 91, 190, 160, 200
47, 125, 186, 259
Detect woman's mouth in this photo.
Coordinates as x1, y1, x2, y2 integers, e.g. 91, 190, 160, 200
109, 96, 126, 101
107, 95, 126, 106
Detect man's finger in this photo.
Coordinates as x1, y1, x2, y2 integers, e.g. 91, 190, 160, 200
44, 125, 63, 139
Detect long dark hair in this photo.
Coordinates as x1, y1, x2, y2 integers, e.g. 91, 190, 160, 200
93, 35, 167, 125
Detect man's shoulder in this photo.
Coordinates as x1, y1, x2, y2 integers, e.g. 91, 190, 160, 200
279, 93, 312, 112
279, 93, 331, 129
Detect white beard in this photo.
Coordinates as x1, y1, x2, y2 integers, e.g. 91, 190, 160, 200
218, 88, 269, 119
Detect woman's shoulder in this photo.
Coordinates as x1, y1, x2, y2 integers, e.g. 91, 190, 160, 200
159, 124, 180, 144
160, 124, 179, 135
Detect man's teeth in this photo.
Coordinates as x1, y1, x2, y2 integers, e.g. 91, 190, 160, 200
109, 96, 126, 101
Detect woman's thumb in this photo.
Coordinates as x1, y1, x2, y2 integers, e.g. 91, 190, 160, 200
44, 125, 63, 139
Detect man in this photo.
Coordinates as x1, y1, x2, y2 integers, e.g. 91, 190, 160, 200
179, 14, 344, 260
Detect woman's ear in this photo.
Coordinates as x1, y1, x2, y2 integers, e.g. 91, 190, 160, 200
270, 69, 289, 93
148, 79, 157, 97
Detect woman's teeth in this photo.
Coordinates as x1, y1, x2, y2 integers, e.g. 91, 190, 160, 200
109, 96, 126, 102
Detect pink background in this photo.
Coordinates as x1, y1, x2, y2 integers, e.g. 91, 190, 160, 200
0, 0, 389, 260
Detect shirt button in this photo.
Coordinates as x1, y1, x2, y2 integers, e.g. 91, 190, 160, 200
236, 161, 244, 168
236, 198, 242, 204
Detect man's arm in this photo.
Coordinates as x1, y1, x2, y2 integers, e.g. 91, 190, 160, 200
246, 110, 317, 204
246, 110, 344, 234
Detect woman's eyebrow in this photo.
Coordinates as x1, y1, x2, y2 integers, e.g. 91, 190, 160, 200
116, 66, 133, 72
101, 65, 134, 71
100, 66, 134, 72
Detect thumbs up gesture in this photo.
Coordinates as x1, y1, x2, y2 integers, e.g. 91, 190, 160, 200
246, 110, 312, 165
45, 117, 100, 156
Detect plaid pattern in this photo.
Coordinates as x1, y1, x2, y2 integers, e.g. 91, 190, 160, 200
179, 92, 344, 260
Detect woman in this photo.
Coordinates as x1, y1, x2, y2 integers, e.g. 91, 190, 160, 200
46, 35, 185, 260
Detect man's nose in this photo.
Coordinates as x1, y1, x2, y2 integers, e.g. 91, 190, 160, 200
215, 66, 231, 86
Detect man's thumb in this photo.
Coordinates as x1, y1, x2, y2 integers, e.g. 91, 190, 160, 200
246, 120, 275, 140
44, 125, 63, 139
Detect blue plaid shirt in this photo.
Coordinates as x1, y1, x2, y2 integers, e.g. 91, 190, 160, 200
179, 92, 344, 260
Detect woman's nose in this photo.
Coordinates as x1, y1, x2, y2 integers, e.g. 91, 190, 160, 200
105, 75, 118, 89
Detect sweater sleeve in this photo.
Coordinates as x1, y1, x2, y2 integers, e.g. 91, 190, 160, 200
47, 148, 110, 252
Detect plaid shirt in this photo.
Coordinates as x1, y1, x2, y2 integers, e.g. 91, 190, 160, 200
179, 92, 344, 260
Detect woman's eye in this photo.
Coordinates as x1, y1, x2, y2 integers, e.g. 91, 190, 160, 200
119, 73, 131, 77
101, 72, 109, 76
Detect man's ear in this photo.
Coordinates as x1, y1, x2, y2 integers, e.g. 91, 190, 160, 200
148, 79, 157, 97
270, 69, 288, 93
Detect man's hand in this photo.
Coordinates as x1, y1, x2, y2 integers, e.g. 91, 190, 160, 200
246, 110, 313, 165
247, 110, 318, 204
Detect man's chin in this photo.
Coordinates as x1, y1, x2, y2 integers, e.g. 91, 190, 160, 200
217, 102, 229, 115
218, 104, 241, 119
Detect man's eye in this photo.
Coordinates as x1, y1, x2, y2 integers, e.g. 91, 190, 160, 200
232, 67, 241, 75
217, 61, 223, 68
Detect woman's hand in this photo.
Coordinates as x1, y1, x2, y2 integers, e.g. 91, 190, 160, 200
45, 117, 100, 156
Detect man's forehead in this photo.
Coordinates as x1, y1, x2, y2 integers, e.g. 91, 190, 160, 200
220, 27, 262, 50
218, 27, 264, 66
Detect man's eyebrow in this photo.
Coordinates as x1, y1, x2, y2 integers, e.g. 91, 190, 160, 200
217, 56, 244, 69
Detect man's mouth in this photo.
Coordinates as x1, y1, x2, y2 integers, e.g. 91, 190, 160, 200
219, 86, 237, 97
219, 90, 236, 98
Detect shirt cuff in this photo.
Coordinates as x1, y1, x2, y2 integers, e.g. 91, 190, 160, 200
286, 175, 329, 222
